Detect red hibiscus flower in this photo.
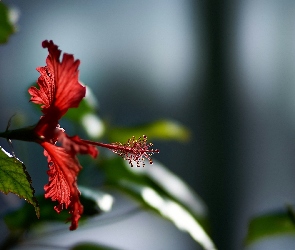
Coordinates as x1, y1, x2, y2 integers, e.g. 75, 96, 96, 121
1, 40, 158, 230
28, 40, 98, 230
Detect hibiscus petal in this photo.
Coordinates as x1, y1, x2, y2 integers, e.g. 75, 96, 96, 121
57, 130, 98, 158
29, 65, 55, 111
29, 40, 86, 119
41, 141, 84, 230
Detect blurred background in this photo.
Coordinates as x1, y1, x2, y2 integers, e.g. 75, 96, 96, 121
1, 0, 295, 249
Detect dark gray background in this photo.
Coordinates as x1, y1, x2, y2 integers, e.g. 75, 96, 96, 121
1, 1, 295, 249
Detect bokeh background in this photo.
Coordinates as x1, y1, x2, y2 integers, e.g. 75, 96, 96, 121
1, 1, 295, 249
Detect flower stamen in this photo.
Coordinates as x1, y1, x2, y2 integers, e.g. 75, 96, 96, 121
83, 135, 159, 167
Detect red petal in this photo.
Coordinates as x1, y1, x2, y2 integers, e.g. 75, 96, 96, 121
28, 66, 54, 111
57, 130, 98, 158
41, 141, 84, 230
29, 40, 85, 119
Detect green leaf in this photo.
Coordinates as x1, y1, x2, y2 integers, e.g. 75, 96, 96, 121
71, 242, 119, 250
108, 119, 190, 143
0, 146, 39, 218
0, 2, 16, 44
4, 186, 112, 231
245, 207, 295, 246
100, 157, 215, 250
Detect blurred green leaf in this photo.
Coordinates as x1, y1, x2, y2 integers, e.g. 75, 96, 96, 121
79, 186, 114, 214
0, 2, 15, 44
64, 87, 105, 139
0, 146, 39, 218
99, 157, 215, 250
4, 186, 112, 231
108, 120, 190, 143
71, 242, 119, 250
63, 85, 189, 143
245, 207, 295, 246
